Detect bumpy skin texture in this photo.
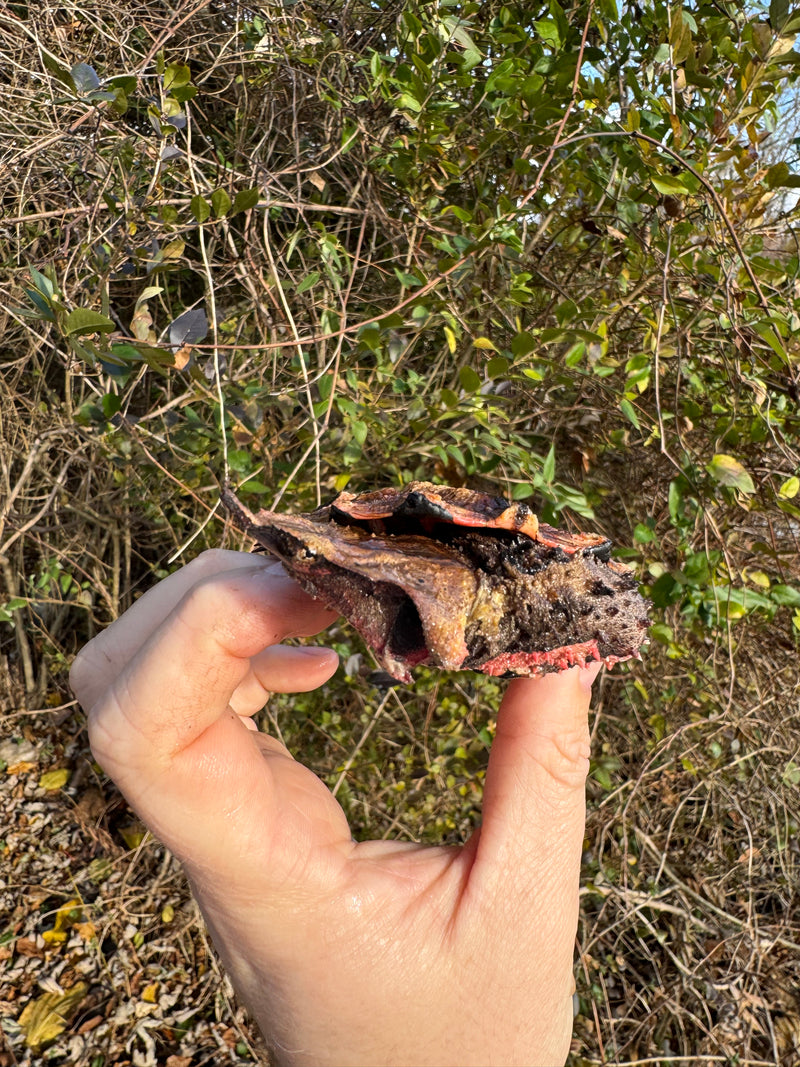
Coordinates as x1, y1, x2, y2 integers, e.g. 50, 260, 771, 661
221, 482, 650, 683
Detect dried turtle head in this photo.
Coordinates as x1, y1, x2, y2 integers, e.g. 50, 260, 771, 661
221, 481, 650, 683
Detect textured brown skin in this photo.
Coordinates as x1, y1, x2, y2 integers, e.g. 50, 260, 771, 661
221, 483, 650, 683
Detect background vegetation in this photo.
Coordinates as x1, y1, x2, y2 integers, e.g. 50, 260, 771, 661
2, 0, 800, 1062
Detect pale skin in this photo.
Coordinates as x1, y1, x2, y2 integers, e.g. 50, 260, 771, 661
70, 549, 601, 1067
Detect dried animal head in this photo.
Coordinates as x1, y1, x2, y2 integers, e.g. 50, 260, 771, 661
221, 482, 650, 683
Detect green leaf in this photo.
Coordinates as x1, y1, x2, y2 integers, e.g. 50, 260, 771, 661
296, 271, 321, 295
351, 419, 368, 445
534, 19, 561, 48
668, 479, 683, 523
706, 454, 756, 494
71, 62, 100, 95
771, 585, 800, 608
24, 289, 55, 320
231, 187, 260, 215
487, 357, 509, 379
541, 444, 555, 484
42, 52, 76, 92
620, 398, 640, 429
64, 309, 116, 336
765, 161, 790, 188
190, 195, 211, 223
651, 175, 689, 196
770, 0, 790, 30
109, 75, 137, 93
236, 480, 271, 495
397, 92, 422, 113
779, 476, 799, 499
753, 322, 789, 364
459, 366, 482, 392
171, 84, 197, 104
30, 266, 55, 298
164, 63, 191, 91
211, 188, 232, 218
511, 331, 536, 357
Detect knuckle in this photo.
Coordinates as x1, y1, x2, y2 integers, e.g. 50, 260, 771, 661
185, 548, 235, 578
178, 571, 278, 653
69, 642, 100, 707
533, 728, 591, 793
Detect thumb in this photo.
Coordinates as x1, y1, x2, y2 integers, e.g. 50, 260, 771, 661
474, 662, 600, 871
463, 663, 601, 1042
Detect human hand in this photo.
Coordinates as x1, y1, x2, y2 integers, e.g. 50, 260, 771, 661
70, 549, 600, 1067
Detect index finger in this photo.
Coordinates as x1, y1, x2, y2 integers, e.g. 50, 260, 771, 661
70, 549, 330, 711
82, 563, 337, 790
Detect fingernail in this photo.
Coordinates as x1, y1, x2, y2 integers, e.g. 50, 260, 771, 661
579, 661, 603, 692
295, 645, 338, 659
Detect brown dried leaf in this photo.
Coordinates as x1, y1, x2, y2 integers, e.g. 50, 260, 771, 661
172, 343, 193, 370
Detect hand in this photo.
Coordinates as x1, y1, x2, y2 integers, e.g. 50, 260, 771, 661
70, 549, 600, 1067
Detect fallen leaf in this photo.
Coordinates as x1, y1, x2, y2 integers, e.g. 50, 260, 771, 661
38, 768, 71, 791
14, 938, 44, 958
18, 982, 87, 1050
78, 1015, 103, 1035
0, 738, 37, 765
42, 899, 84, 944
119, 822, 146, 850
7, 761, 37, 776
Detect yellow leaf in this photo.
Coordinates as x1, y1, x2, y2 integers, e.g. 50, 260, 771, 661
161, 238, 185, 260
747, 570, 771, 590
120, 823, 146, 850
43, 898, 84, 944
38, 768, 71, 791
18, 982, 87, 1050
472, 336, 497, 351
161, 903, 175, 923
41, 929, 67, 945
779, 475, 799, 499
142, 983, 159, 1003
444, 326, 457, 354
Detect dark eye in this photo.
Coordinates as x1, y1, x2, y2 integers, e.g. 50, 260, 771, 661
585, 539, 612, 563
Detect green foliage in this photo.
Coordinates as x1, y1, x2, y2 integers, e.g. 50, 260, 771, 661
10, 0, 800, 654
